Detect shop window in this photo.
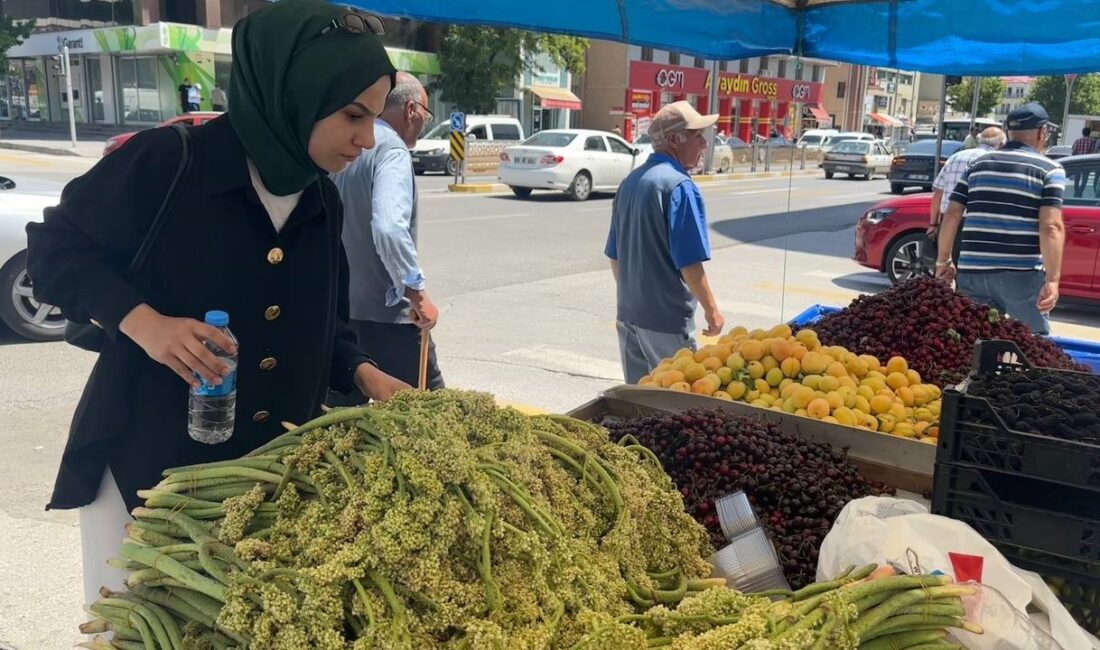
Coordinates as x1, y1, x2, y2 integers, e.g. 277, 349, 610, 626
739, 59, 749, 74
837, 82, 846, 99
641, 47, 653, 62
669, 52, 680, 65
118, 56, 165, 123
777, 59, 786, 78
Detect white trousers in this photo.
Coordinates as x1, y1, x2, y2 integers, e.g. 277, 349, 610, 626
79, 467, 132, 606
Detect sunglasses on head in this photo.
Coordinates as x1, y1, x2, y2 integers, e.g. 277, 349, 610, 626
293, 9, 385, 57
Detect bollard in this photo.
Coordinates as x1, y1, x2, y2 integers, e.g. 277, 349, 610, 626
764, 144, 771, 172
800, 146, 807, 171
750, 143, 758, 173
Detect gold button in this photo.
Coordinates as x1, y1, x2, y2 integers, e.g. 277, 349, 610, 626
264, 305, 281, 321
252, 410, 270, 423
259, 357, 277, 371
267, 247, 284, 265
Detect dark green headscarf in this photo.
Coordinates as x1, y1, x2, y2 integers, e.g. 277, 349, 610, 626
228, 0, 397, 195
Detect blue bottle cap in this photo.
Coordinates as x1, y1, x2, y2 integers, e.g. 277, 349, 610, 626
204, 310, 229, 327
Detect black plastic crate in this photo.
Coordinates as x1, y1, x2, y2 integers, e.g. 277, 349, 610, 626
936, 340, 1100, 491
999, 547, 1100, 636
931, 462, 1100, 564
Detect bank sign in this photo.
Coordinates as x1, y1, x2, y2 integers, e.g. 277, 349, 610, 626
630, 61, 823, 104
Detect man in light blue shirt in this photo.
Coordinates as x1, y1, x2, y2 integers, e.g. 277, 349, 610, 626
605, 101, 725, 383
330, 72, 443, 400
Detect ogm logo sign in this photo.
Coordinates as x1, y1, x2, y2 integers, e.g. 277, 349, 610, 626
790, 84, 811, 101
655, 68, 686, 90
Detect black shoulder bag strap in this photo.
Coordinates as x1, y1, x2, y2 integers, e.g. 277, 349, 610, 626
64, 123, 194, 352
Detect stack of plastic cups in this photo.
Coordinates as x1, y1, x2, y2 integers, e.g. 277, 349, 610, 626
711, 491, 790, 593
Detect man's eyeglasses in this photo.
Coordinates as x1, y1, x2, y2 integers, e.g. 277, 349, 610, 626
293, 9, 385, 57
411, 100, 434, 125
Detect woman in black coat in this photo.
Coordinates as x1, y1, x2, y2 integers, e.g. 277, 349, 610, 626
25, 0, 409, 605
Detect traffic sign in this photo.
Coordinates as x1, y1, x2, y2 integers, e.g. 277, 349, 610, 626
449, 131, 466, 162
450, 111, 465, 132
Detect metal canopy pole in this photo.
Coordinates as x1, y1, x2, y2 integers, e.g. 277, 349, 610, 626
933, 75, 948, 180
705, 58, 720, 173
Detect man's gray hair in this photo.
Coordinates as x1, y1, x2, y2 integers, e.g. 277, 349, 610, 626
384, 71, 424, 111
653, 130, 689, 153
979, 126, 1007, 148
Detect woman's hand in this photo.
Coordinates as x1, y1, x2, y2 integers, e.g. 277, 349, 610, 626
355, 362, 411, 401
120, 303, 237, 389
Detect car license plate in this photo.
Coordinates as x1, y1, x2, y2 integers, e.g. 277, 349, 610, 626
834, 165, 850, 172
412, 157, 421, 164
909, 174, 929, 180
516, 156, 535, 165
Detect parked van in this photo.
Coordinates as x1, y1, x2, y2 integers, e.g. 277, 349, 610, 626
796, 128, 839, 150
411, 115, 525, 175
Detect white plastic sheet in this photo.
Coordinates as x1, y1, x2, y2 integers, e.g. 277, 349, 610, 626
817, 496, 1097, 650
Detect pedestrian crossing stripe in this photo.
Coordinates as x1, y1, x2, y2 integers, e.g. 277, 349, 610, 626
449, 131, 466, 161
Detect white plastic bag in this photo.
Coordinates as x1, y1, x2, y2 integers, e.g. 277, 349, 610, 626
817, 496, 1097, 650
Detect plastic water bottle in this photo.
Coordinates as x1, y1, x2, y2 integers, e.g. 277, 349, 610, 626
188, 310, 238, 444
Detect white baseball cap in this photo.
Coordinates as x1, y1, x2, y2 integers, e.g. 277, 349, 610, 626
648, 100, 719, 147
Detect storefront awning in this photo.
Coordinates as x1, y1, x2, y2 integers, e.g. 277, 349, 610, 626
867, 112, 897, 126
807, 104, 831, 124
528, 85, 583, 111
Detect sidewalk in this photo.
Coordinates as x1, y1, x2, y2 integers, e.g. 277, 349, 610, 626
449, 166, 824, 192
0, 124, 114, 158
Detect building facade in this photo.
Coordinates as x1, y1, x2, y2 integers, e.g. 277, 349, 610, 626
995, 76, 1036, 122
0, 1, 443, 127
821, 62, 872, 132
581, 41, 835, 142
916, 73, 944, 130
864, 67, 921, 137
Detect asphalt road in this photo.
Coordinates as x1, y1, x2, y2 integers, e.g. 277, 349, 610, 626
3, 151, 1100, 648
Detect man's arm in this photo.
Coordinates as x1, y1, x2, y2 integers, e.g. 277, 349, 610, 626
681, 263, 723, 335
935, 200, 964, 281
609, 258, 619, 283
929, 188, 944, 234
1037, 165, 1067, 313
369, 147, 436, 327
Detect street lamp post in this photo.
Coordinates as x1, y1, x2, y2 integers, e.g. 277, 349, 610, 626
1062, 74, 1078, 146
62, 45, 77, 150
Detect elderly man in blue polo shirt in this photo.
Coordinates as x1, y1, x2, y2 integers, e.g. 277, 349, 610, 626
936, 102, 1066, 335
605, 101, 725, 383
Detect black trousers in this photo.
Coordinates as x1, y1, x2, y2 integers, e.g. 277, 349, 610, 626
327, 320, 445, 406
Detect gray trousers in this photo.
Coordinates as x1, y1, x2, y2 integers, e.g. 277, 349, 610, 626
616, 320, 695, 384
958, 270, 1050, 335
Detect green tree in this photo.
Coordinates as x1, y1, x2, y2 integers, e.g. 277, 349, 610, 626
946, 77, 1007, 117
1026, 74, 1100, 119
0, 14, 31, 71
432, 26, 587, 114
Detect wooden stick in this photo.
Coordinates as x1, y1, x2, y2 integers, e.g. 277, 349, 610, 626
418, 328, 430, 390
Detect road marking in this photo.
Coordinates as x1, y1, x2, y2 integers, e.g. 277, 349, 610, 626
428, 212, 529, 224
500, 345, 623, 381
726, 188, 793, 196
578, 206, 610, 212
750, 281, 863, 303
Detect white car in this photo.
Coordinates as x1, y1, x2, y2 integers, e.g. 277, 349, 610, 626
499, 129, 643, 200
0, 174, 65, 340
821, 140, 895, 180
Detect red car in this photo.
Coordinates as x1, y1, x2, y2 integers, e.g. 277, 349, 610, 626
103, 112, 223, 156
855, 154, 1100, 301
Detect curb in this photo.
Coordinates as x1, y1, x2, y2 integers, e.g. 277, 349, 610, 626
695, 169, 821, 181
0, 141, 91, 157
448, 183, 506, 193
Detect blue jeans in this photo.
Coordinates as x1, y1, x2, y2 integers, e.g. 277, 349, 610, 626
616, 321, 695, 384
957, 270, 1050, 335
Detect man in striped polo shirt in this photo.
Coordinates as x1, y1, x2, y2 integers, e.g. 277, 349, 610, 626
935, 103, 1066, 335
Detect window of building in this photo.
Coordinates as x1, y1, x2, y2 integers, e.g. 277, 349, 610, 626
758, 57, 770, 74
837, 81, 846, 99
641, 47, 654, 62
739, 59, 749, 73
795, 62, 803, 81
669, 52, 681, 65
694, 57, 705, 68
813, 65, 823, 83
117, 56, 166, 124
719, 61, 728, 72
777, 59, 786, 78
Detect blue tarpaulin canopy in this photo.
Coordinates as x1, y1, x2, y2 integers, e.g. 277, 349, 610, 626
346, 0, 1100, 75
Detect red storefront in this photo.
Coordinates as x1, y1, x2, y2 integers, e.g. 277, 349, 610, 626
624, 61, 825, 143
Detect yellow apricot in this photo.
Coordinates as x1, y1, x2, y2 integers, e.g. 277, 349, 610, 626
747, 361, 765, 379
766, 367, 785, 387
702, 356, 723, 372
826, 391, 845, 410
712, 390, 733, 401
819, 375, 841, 393
717, 367, 734, 385
896, 386, 915, 407
726, 354, 746, 371
854, 396, 872, 414
749, 328, 768, 341
684, 363, 708, 382
886, 372, 909, 390
822, 416, 840, 424
906, 369, 922, 386
802, 374, 823, 390
833, 407, 858, 427
781, 357, 801, 378
869, 394, 894, 414
727, 381, 748, 400
761, 356, 779, 373
740, 340, 766, 361
769, 323, 793, 339
801, 351, 829, 375
886, 356, 909, 375
669, 381, 691, 392
792, 386, 817, 409
807, 398, 831, 419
